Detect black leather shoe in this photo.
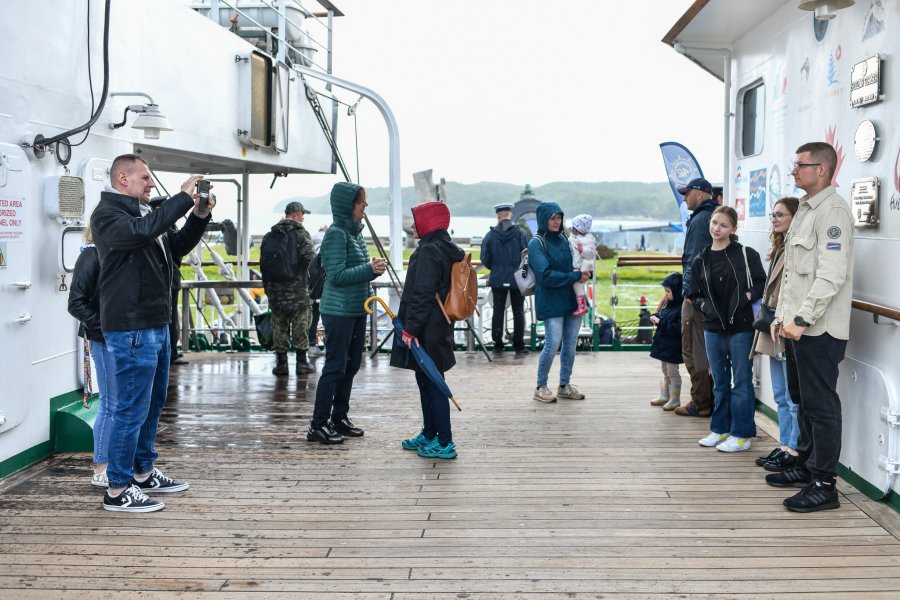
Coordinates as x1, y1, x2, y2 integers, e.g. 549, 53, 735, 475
514, 348, 530, 357
307, 423, 343, 444
765, 465, 811, 488
755, 448, 782, 467
331, 417, 364, 437
764, 451, 798, 472
784, 479, 839, 512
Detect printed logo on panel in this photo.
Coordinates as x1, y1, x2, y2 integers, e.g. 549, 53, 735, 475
749, 169, 767, 218
825, 126, 846, 187
861, 0, 886, 42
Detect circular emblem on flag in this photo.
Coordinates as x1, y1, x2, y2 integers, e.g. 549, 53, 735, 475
827, 226, 841, 239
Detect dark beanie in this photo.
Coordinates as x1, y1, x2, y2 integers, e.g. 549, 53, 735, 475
411, 201, 451, 238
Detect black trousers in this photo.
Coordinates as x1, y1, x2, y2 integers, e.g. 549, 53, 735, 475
311, 314, 366, 427
308, 301, 320, 345
491, 285, 525, 350
169, 287, 179, 359
785, 333, 847, 480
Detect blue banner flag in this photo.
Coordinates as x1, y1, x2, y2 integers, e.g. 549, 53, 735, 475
659, 142, 704, 207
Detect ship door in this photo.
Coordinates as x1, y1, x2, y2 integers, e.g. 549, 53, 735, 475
0, 144, 33, 433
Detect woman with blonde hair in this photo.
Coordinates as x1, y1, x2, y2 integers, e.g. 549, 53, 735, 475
752, 197, 801, 471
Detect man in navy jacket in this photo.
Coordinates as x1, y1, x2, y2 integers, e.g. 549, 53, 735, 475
91, 154, 212, 512
481, 203, 528, 355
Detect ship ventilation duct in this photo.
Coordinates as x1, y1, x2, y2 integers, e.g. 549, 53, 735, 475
798, 0, 855, 20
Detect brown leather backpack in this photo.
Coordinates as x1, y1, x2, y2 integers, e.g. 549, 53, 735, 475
435, 253, 479, 324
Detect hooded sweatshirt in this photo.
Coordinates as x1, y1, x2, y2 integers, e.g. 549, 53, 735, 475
527, 202, 581, 320
319, 182, 379, 317
649, 272, 684, 364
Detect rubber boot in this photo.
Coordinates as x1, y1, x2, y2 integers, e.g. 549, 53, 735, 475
572, 295, 589, 317
296, 350, 316, 374
272, 351, 289, 376
650, 379, 669, 406
663, 383, 682, 411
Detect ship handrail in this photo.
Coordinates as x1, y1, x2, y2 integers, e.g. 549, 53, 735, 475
852, 299, 900, 323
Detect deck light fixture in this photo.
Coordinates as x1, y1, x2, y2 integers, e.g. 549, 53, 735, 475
109, 92, 173, 139
798, 0, 855, 20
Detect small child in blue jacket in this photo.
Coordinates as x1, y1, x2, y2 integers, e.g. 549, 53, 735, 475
649, 272, 683, 411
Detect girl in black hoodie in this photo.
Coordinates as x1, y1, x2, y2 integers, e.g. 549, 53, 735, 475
688, 206, 766, 453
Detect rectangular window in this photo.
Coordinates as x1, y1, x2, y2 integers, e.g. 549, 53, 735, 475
739, 81, 765, 157
250, 52, 273, 147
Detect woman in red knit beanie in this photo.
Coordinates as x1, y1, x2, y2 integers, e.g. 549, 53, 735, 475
390, 202, 465, 459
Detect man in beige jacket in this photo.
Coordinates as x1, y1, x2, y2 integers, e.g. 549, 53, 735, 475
766, 142, 854, 513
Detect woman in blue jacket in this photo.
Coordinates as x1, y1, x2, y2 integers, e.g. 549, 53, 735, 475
529, 202, 590, 402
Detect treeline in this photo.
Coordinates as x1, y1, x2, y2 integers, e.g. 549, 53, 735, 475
280, 180, 680, 220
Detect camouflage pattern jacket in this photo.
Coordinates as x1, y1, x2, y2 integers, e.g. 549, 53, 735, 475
263, 218, 315, 310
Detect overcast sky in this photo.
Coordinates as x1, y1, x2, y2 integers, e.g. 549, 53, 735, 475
166, 0, 724, 215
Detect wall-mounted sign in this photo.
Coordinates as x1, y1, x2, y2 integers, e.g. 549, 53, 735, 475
850, 176, 879, 228
850, 55, 882, 108
854, 120, 879, 162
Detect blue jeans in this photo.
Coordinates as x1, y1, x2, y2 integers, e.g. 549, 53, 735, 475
536, 314, 581, 387
415, 370, 452, 445
770, 356, 799, 449
704, 330, 756, 439
312, 314, 366, 427
103, 326, 171, 489
89, 340, 118, 465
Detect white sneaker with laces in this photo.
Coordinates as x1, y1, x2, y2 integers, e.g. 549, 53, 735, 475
91, 471, 109, 489
699, 432, 730, 447
716, 436, 752, 453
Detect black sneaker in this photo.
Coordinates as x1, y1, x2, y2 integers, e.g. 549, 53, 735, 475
132, 468, 190, 494
103, 485, 165, 513
331, 417, 364, 437
755, 448, 782, 467
764, 452, 798, 472
765, 465, 812, 488
784, 479, 840, 513
307, 423, 344, 444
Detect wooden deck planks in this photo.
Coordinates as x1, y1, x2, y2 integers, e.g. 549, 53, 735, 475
1, 351, 900, 598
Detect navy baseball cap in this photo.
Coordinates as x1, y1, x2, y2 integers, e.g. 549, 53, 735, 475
677, 178, 712, 195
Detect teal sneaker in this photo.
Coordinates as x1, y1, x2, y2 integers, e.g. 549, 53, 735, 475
417, 440, 457, 459
401, 431, 434, 451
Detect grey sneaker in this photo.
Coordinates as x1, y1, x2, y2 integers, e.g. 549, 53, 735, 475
533, 386, 557, 403
91, 471, 109, 489
557, 383, 585, 400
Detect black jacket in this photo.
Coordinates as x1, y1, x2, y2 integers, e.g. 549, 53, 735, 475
649, 272, 683, 364
481, 219, 527, 287
688, 242, 766, 333
390, 229, 465, 373
681, 199, 717, 296
67, 245, 104, 343
91, 190, 209, 332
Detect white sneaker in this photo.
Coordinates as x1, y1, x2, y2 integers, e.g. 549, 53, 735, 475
91, 471, 109, 489
699, 432, 730, 447
716, 436, 752, 453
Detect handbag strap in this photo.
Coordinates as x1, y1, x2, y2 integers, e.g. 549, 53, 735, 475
740, 245, 752, 290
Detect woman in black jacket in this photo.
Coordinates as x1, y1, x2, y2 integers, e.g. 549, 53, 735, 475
688, 206, 766, 453
66, 225, 117, 489
391, 201, 465, 460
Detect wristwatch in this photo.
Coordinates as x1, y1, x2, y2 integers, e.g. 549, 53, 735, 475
793, 315, 811, 327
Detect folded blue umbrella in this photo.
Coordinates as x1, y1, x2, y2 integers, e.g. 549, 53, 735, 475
365, 296, 461, 411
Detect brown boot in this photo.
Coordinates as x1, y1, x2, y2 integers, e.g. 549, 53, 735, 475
674, 400, 711, 417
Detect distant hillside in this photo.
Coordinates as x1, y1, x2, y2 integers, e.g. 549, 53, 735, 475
277, 181, 680, 221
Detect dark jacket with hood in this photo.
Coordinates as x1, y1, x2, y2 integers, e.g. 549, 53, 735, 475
649, 272, 683, 364
91, 190, 209, 332
681, 198, 717, 297
319, 182, 379, 317
67, 245, 104, 343
263, 217, 316, 310
528, 202, 580, 320
688, 241, 766, 334
390, 203, 465, 373
481, 219, 527, 287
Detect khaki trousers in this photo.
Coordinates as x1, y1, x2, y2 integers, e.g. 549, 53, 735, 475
681, 299, 713, 411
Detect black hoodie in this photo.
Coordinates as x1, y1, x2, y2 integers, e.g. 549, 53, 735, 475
688, 241, 766, 333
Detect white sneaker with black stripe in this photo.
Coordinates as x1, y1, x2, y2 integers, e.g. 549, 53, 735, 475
132, 467, 190, 494
103, 485, 165, 513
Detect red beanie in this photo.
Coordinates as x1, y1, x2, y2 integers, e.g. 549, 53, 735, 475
411, 201, 451, 238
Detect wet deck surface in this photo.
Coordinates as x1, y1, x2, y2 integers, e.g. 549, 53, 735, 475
2, 351, 900, 599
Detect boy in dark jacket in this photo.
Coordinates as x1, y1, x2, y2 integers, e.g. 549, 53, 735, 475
394, 201, 465, 459
649, 272, 684, 411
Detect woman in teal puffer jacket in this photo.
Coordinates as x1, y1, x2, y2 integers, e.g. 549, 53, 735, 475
307, 182, 387, 444
529, 201, 590, 403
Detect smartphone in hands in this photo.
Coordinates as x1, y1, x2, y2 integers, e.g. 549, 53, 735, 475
196, 179, 211, 211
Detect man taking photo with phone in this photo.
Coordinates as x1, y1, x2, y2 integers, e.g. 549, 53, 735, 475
91, 154, 214, 512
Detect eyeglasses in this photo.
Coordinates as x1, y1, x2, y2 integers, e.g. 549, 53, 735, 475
792, 162, 821, 170
769, 212, 788, 220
